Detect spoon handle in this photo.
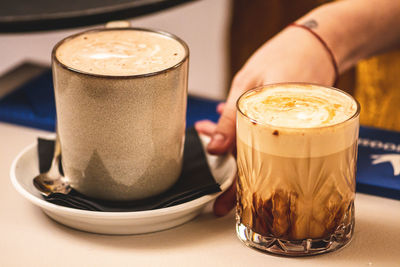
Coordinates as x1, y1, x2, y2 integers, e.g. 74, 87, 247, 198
53, 128, 61, 159
47, 126, 61, 178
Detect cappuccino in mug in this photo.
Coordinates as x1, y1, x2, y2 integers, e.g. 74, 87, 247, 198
52, 28, 189, 201
236, 84, 359, 256
56, 30, 186, 76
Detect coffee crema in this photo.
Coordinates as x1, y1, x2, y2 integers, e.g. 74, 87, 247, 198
237, 84, 359, 158
55, 29, 186, 76
238, 84, 357, 128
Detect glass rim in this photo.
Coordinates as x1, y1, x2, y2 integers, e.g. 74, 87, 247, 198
51, 27, 189, 79
236, 82, 361, 131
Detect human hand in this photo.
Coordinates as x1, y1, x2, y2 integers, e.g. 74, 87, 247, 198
195, 103, 238, 216
196, 25, 337, 216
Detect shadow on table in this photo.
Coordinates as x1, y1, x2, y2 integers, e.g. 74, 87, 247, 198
44, 207, 236, 250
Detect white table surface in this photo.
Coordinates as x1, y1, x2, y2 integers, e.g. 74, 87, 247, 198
1, 121, 400, 267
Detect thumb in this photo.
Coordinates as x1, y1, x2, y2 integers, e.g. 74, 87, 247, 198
206, 105, 236, 155
207, 82, 249, 155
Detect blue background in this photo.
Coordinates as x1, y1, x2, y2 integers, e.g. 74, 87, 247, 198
1, 70, 399, 200
0, 70, 220, 131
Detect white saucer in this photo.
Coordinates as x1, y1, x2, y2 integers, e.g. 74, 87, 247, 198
10, 135, 236, 235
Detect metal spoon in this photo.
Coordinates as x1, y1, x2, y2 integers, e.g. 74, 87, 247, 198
33, 133, 71, 196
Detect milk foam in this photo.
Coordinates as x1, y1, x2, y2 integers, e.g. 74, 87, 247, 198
56, 30, 186, 76
237, 84, 359, 158
239, 84, 357, 128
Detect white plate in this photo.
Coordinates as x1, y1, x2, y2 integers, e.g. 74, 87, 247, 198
10, 135, 236, 235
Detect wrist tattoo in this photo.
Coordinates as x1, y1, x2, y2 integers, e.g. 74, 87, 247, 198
302, 19, 318, 29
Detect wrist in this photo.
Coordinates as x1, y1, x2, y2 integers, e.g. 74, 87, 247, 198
288, 22, 339, 86
295, 3, 356, 74
256, 25, 338, 86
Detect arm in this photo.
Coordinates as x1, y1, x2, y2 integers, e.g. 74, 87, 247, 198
195, 0, 400, 216
202, 0, 400, 155
298, 0, 400, 73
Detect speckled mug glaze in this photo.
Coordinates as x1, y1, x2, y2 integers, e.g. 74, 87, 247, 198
52, 28, 189, 201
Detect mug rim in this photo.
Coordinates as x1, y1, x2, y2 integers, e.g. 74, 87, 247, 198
236, 82, 361, 131
51, 27, 190, 79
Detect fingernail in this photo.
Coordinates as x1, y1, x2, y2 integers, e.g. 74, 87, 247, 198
208, 133, 226, 149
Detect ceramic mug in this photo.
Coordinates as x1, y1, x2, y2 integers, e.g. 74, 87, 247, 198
52, 27, 189, 201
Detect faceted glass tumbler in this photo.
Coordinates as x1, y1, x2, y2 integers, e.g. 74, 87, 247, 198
235, 84, 360, 256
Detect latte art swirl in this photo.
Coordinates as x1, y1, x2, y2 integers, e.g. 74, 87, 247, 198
239, 85, 357, 128
56, 30, 186, 76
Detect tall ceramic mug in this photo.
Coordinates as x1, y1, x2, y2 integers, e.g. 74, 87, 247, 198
52, 28, 189, 201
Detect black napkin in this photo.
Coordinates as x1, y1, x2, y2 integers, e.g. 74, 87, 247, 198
38, 128, 221, 212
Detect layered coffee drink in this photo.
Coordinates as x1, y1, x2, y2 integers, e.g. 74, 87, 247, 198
52, 29, 188, 201
236, 84, 360, 256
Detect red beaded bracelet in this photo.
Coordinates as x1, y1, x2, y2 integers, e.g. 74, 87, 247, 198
289, 23, 339, 87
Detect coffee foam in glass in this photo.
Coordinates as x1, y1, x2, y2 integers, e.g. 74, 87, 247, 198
237, 84, 359, 158
235, 83, 360, 255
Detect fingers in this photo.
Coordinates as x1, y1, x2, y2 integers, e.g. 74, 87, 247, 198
196, 103, 236, 216
206, 110, 236, 155
196, 105, 237, 216
207, 65, 262, 155
216, 102, 225, 114
213, 176, 237, 217
207, 85, 243, 154
194, 120, 217, 137
194, 102, 225, 137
